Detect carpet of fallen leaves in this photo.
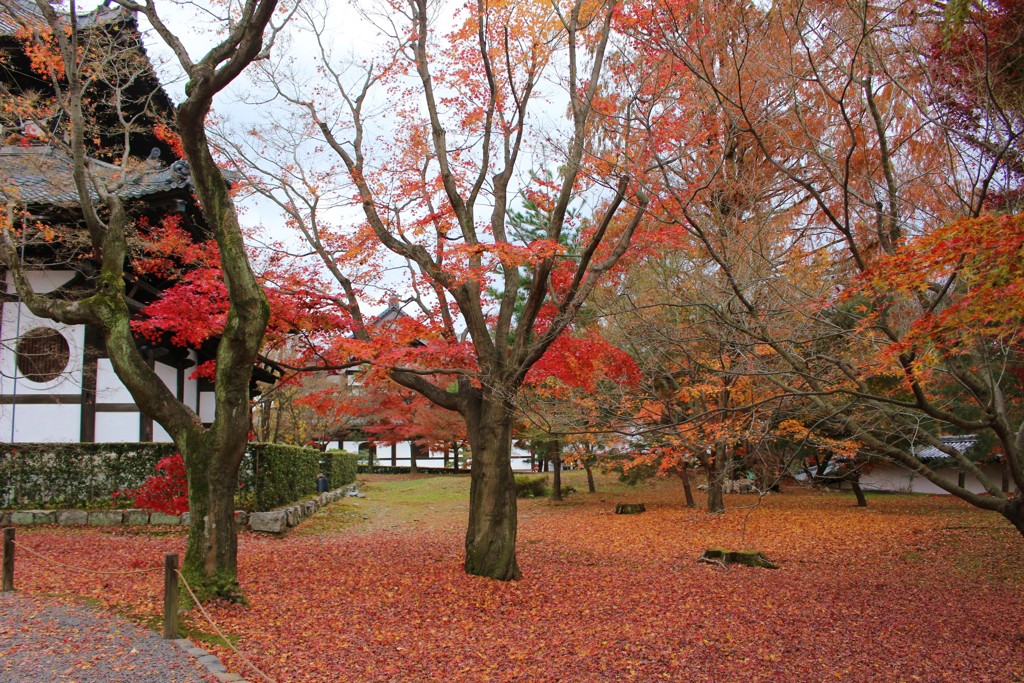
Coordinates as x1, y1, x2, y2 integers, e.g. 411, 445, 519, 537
8, 475, 1024, 682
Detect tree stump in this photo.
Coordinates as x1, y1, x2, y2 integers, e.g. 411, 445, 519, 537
615, 503, 646, 514
698, 548, 778, 569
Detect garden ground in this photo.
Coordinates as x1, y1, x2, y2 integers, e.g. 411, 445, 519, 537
4, 472, 1024, 682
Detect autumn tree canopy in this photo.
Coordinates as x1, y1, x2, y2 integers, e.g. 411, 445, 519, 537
225, 0, 654, 579
597, 0, 1024, 533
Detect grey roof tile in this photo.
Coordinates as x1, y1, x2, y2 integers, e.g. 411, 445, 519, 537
0, 1, 125, 36
0, 145, 192, 207
914, 435, 980, 461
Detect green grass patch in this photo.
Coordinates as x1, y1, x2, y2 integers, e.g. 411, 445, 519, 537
362, 476, 470, 504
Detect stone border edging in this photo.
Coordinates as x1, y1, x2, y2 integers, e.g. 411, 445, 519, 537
0, 483, 363, 535
247, 483, 363, 533
172, 637, 254, 683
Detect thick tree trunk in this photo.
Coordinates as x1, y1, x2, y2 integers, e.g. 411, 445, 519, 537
1003, 498, 1024, 537
705, 441, 728, 514
410, 442, 420, 474
679, 466, 695, 508
464, 393, 521, 581
850, 478, 868, 507
706, 474, 725, 513
551, 439, 562, 502
181, 443, 244, 603
585, 463, 596, 493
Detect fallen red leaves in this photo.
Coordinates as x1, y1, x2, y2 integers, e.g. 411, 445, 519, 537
6, 483, 1024, 682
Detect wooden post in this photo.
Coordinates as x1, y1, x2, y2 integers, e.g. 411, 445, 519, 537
163, 553, 179, 639
2, 528, 13, 592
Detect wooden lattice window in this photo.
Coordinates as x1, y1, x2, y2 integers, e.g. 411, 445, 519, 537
16, 327, 70, 383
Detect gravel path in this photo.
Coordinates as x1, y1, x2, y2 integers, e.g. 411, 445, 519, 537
0, 593, 214, 683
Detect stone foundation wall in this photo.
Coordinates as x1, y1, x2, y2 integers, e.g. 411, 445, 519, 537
0, 484, 361, 534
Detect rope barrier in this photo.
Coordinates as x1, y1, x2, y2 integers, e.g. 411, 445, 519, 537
175, 569, 276, 683
12, 540, 162, 576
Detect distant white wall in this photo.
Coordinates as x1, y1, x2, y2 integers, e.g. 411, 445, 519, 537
857, 463, 1009, 495
339, 440, 533, 470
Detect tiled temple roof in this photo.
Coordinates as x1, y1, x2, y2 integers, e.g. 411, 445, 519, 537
0, 0, 125, 36
0, 145, 192, 208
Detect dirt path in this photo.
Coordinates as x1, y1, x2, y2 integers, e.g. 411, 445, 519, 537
296, 473, 472, 536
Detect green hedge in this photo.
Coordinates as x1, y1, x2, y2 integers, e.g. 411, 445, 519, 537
247, 444, 359, 512
323, 450, 359, 492
514, 474, 549, 498
0, 443, 176, 509
247, 442, 319, 511
1, 442, 360, 512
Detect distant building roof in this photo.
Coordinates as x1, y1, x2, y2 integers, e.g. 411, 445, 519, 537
371, 298, 409, 325
0, 145, 192, 208
914, 435, 980, 461
0, 1, 127, 36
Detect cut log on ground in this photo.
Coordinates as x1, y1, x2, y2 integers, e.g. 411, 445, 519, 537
615, 503, 646, 514
698, 548, 778, 569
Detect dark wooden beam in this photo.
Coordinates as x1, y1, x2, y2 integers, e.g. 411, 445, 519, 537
79, 326, 101, 442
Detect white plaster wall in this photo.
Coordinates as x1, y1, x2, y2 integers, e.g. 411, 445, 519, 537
198, 391, 216, 423
153, 422, 173, 443
0, 272, 83, 442
859, 463, 1007, 495
94, 412, 140, 442
511, 444, 532, 470
13, 271, 77, 295
96, 359, 134, 403
155, 361, 177, 394
0, 303, 84, 396
0, 404, 79, 442
339, 441, 533, 470
182, 352, 199, 411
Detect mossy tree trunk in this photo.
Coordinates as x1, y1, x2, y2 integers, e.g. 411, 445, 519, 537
0, 0, 278, 602
462, 389, 521, 580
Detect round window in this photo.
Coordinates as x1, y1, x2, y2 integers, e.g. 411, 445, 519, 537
16, 327, 71, 383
